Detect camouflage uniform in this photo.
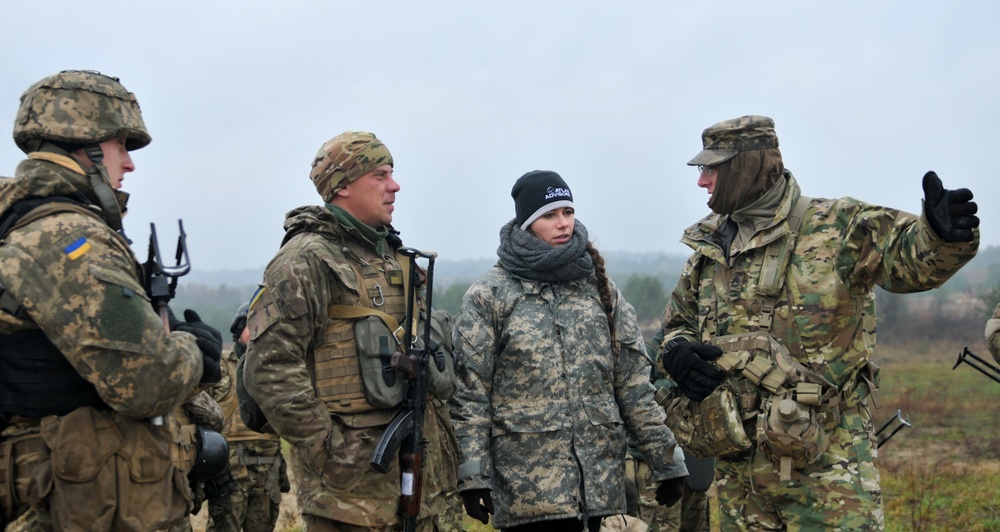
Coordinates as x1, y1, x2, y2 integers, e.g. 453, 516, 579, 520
985, 302, 1000, 364
206, 347, 287, 531
451, 263, 687, 529
0, 71, 211, 530
244, 131, 458, 530
661, 116, 979, 530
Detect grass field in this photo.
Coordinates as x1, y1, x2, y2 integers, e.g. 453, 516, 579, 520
193, 340, 1000, 531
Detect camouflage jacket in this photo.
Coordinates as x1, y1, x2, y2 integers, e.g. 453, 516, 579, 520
244, 206, 457, 526
450, 265, 687, 528
986, 302, 1000, 364
662, 173, 979, 392
0, 155, 203, 420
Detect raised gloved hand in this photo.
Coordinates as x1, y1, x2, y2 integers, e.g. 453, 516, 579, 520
662, 338, 724, 401
923, 171, 979, 243
655, 476, 686, 507
460, 489, 494, 524
172, 309, 223, 383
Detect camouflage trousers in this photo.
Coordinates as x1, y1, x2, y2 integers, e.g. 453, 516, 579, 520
301, 513, 438, 532
624, 455, 710, 532
206, 444, 287, 532
715, 406, 883, 531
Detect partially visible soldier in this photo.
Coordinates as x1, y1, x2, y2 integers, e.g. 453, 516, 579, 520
986, 302, 1000, 364
628, 329, 710, 532
244, 131, 459, 531
206, 303, 289, 531
0, 70, 223, 530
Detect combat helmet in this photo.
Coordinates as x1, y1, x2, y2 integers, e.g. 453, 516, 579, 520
13, 70, 150, 154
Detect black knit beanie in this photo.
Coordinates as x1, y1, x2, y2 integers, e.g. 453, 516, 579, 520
511, 170, 574, 230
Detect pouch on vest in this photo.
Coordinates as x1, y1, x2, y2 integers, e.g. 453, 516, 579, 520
38, 407, 190, 531
414, 309, 457, 401
756, 389, 831, 481
354, 315, 405, 408
662, 384, 752, 459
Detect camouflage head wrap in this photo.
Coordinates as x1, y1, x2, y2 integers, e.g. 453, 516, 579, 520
13, 70, 151, 154
309, 131, 393, 203
687, 115, 778, 167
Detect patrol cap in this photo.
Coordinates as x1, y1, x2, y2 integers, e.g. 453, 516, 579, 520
309, 131, 393, 203
687, 115, 778, 166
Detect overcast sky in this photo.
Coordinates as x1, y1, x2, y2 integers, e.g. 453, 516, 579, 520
1, 1, 997, 272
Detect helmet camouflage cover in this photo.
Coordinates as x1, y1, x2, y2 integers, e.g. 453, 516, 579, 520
13, 70, 151, 154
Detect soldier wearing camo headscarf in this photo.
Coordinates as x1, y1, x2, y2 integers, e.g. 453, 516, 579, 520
243, 131, 461, 531
450, 170, 688, 532
659, 115, 979, 530
0, 70, 223, 531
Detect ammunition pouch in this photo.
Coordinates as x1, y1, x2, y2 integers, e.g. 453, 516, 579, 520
11, 407, 193, 531
416, 309, 457, 401
354, 316, 405, 408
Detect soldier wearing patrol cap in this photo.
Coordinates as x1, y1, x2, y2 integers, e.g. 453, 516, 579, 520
243, 131, 461, 531
0, 70, 223, 530
658, 115, 979, 529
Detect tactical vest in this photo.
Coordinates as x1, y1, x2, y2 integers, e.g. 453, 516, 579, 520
313, 249, 407, 415
0, 196, 111, 419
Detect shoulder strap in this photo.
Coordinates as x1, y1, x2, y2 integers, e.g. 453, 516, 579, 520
757, 195, 811, 330
325, 248, 419, 346
0, 195, 98, 240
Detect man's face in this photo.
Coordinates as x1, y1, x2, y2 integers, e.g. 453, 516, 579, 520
73, 137, 135, 189
334, 164, 399, 227
697, 165, 717, 195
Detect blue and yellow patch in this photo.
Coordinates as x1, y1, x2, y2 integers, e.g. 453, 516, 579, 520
248, 285, 265, 310
65, 237, 91, 260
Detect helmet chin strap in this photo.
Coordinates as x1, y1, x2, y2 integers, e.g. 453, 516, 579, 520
84, 145, 126, 236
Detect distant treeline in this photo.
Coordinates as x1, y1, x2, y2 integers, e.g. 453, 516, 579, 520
174, 246, 1000, 345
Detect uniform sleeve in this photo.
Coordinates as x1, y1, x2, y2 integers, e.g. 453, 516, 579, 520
244, 246, 334, 476
838, 203, 978, 294
448, 279, 498, 491
3, 213, 203, 419
659, 253, 704, 373
986, 302, 1000, 364
611, 288, 687, 481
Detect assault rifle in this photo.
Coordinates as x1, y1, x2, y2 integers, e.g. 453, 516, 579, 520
142, 220, 190, 425
369, 247, 438, 532
875, 409, 911, 449
951, 346, 1000, 385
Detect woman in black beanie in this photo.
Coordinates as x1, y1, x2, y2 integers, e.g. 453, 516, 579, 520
448, 170, 689, 532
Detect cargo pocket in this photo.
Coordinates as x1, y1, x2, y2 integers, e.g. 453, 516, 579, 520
113, 414, 190, 531
39, 407, 122, 531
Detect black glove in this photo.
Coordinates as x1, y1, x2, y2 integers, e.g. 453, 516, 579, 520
655, 477, 686, 507
662, 339, 724, 402
460, 488, 494, 525
203, 467, 235, 500
923, 171, 979, 243
173, 309, 223, 383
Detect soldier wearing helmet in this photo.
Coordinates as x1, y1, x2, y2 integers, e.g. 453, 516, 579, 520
243, 131, 462, 531
0, 70, 223, 530
658, 115, 979, 530
203, 301, 289, 532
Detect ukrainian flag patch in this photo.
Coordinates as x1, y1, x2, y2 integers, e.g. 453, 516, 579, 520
65, 237, 91, 260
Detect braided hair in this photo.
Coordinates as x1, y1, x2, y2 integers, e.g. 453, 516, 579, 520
586, 241, 617, 353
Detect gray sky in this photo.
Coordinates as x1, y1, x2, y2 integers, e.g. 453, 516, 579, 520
1, 1, 997, 272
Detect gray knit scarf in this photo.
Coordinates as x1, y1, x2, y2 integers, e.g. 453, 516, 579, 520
497, 219, 594, 282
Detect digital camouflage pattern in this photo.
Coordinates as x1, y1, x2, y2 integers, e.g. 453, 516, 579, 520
206, 347, 286, 532
309, 131, 393, 203
13, 70, 151, 153
244, 206, 457, 527
687, 115, 778, 167
0, 147, 204, 529
985, 302, 1000, 364
450, 265, 687, 528
661, 173, 979, 529
625, 455, 709, 532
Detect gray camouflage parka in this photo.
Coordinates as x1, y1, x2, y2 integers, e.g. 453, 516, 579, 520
451, 264, 687, 528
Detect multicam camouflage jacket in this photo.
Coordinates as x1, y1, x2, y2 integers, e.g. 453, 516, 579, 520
450, 265, 687, 528
986, 302, 1000, 364
0, 155, 204, 420
662, 172, 979, 399
244, 206, 457, 526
